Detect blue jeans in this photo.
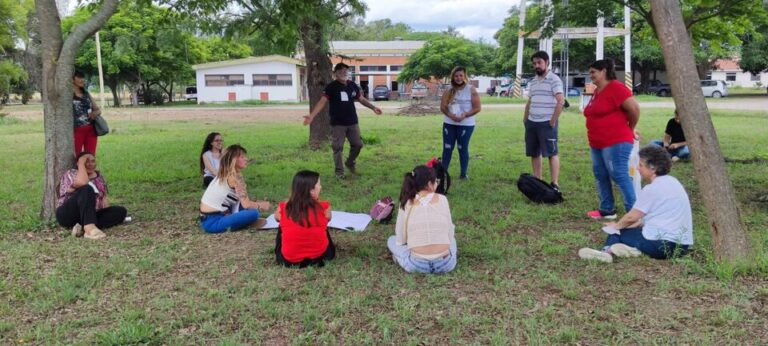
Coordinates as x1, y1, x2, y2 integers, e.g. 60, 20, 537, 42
442, 123, 475, 178
604, 227, 690, 259
650, 140, 690, 159
200, 209, 261, 233
590, 142, 636, 213
387, 235, 457, 274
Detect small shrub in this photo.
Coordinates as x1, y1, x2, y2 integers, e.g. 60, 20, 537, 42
361, 134, 380, 145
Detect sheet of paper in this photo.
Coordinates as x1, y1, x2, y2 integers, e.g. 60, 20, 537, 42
340, 91, 349, 102
258, 211, 372, 232
601, 225, 620, 235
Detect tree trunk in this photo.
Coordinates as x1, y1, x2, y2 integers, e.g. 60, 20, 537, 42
36, 0, 120, 221
649, 0, 752, 263
108, 78, 121, 107
300, 20, 332, 149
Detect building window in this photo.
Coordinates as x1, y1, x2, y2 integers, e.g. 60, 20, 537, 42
253, 74, 293, 86
751, 73, 760, 81
470, 80, 479, 88
390, 65, 403, 72
360, 65, 387, 72
205, 74, 245, 87
726, 72, 736, 81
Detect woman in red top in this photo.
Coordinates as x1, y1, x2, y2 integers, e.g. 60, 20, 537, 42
274, 170, 336, 267
583, 59, 641, 220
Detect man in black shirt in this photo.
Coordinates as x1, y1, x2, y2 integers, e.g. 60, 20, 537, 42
651, 110, 689, 161
304, 63, 382, 177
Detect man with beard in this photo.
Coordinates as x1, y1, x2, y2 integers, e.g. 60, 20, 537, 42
523, 51, 565, 191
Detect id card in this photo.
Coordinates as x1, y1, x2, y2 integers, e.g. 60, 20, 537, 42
340, 92, 349, 102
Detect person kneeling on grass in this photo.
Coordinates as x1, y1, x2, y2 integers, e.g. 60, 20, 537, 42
274, 170, 336, 268
56, 152, 128, 240
579, 146, 693, 263
387, 165, 457, 274
199, 144, 271, 233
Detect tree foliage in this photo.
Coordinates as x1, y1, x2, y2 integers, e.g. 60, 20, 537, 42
398, 36, 493, 83
0, 0, 32, 104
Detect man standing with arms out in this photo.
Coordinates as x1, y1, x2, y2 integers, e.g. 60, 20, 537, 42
304, 62, 382, 178
523, 51, 565, 191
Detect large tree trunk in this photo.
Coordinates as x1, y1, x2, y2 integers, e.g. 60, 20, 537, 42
36, 0, 120, 221
107, 78, 121, 107
649, 0, 752, 263
300, 20, 332, 149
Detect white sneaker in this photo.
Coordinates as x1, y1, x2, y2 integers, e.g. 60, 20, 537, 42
71, 223, 84, 237
610, 243, 642, 258
578, 248, 613, 263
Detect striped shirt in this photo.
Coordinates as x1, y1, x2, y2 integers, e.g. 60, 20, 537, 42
527, 71, 564, 122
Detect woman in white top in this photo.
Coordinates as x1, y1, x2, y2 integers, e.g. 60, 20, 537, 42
578, 146, 693, 263
440, 66, 482, 180
200, 132, 223, 189
387, 165, 457, 274
199, 144, 271, 233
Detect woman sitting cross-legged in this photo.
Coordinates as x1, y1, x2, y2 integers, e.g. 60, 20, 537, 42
56, 152, 128, 240
199, 144, 271, 233
387, 165, 457, 274
274, 170, 336, 268
579, 145, 693, 263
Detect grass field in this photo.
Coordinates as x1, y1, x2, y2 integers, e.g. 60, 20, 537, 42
1, 105, 767, 344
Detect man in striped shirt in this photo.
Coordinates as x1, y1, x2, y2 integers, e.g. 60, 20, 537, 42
523, 51, 565, 191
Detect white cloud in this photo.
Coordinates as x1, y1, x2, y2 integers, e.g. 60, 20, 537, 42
363, 0, 520, 42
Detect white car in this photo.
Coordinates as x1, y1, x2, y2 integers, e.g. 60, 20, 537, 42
700, 80, 728, 98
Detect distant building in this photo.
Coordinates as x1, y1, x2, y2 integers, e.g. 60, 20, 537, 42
710, 59, 767, 87
192, 55, 306, 103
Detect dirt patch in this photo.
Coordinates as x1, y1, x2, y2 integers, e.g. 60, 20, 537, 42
396, 101, 442, 116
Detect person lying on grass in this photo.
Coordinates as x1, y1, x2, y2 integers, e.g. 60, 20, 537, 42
579, 145, 693, 263
57, 151, 128, 240
199, 144, 271, 233
274, 170, 336, 268
388, 165, 457, 274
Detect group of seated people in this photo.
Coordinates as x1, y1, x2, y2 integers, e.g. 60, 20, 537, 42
56, 120, 693, 273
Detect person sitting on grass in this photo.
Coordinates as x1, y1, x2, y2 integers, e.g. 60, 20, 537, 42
578, 146, 693, 263
387, 165, 457, 274
56, 151, 128, 240
274, 170, 336, 268
651, 109, 689, 162
199, 144, 271, 233
200, 132, 223, 189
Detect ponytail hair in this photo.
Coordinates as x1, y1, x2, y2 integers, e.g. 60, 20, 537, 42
588, 59, 617, 80
399, 165, 436, 209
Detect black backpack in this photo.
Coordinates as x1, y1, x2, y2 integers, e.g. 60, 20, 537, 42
517, 173, 563, 204
426, 157, 451, 195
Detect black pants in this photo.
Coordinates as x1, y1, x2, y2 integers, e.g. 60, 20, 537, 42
203, 176, 214, 189
55, 187, 127, 229
275, 227, 336, 268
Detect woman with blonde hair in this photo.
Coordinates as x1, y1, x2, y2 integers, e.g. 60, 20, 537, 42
199, 144, 271, 233
439, 66, 482, 180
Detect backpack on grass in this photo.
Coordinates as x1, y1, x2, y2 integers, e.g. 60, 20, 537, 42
517, 173, 563, 204
426, 157, 451, 195
369, 196, 395, 224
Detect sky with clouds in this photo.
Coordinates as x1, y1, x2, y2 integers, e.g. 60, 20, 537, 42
363, 0, 521, 44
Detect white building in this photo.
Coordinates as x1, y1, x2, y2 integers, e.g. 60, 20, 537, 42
710, 59, 768, 88
192, 55, 306, 103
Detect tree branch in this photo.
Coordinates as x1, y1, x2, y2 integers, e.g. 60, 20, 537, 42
685, 0, 748, 29
60, 0, 120, 64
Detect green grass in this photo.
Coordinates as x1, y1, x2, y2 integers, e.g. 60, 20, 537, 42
1, 105, 767, 344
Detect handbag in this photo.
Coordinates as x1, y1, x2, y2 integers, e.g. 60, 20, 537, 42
93, 115, 109, 136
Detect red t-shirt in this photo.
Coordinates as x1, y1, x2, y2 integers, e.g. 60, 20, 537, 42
279, 200, 330, 263
583, 80, 635, 149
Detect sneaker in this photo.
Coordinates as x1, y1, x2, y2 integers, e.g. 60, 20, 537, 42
551, 182, 560, 193
71, 223, 84, 238
84, 228, 106, 240
609, 243, 642, 258
578, 248, 613, 263
671, 156, 680, 162
459, 175, 469, 180
587, 210, 617, 220
344, 162, 357, 174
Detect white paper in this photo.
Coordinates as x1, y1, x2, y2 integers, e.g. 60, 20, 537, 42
601, 225, 620, 235
258, 211, 372, 232
340, 91, 349, 102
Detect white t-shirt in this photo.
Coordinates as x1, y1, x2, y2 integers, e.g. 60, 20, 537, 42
443, 85, 476, 126
634, 175, 694, 245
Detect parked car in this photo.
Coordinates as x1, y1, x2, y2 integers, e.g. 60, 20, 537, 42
700, 80, 728, 98
184, 86, 197, 101
372, 85, 390, 101
566, 87, 581, 97
411, 84, 428, 99
633, 80, 671, 96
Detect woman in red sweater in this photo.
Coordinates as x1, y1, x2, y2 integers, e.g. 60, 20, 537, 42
274, 170, 335, 267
